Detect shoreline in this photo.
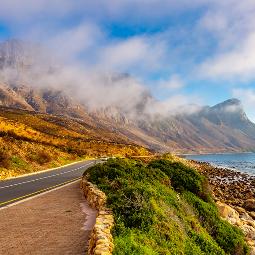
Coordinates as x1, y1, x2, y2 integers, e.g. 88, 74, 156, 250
178, 151, 254, 156
182, 152, 255, 178
190, 160, 255, 206
189, 159, 255, 253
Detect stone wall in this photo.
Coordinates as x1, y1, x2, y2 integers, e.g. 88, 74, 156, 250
80, 178, 114, 255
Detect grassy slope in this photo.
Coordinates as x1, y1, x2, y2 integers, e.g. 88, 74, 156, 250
0, 107, 150, 179
85, 157, 249, 255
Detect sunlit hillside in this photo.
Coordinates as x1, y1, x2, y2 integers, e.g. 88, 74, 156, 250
0, 106, 150, 179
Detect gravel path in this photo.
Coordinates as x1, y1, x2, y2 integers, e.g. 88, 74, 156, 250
0, 181, 97, 255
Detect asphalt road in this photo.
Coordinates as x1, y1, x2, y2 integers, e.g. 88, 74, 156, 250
0, 159, 99, 208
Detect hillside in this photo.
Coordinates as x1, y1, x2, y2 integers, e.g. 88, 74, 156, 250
84, 157, 249, 254
136, 99, 255, 153
1, 78, 255, 153
0, 106, 149, 179
1, 39, 255, 153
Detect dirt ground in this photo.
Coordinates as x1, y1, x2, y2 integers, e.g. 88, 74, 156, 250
0, 181, 97, 255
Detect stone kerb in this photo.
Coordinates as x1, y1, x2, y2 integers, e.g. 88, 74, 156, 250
81, 178, 114, 255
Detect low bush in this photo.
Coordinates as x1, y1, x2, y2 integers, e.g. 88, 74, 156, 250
11, 155, 28, 168
0, 148, 10, 168
31, 151, 52, 165
184, 192, 248, 255
148, 159, 211, 201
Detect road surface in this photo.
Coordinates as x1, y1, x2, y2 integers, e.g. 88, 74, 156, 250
0, 159, 99, 208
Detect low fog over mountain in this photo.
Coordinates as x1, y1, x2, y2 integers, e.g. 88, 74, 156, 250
1, 39, 255, 153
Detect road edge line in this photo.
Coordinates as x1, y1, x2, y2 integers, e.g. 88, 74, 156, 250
2, 158, 95, 181
0, 178, 81, 210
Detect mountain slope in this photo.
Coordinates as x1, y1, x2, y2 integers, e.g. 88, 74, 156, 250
135, 99, 255, 153
0, 106, 150, 179
1, 80, 255, 153
1, 39, 255, 153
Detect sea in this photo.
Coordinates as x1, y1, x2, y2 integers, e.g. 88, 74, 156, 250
184, 152, 255, 176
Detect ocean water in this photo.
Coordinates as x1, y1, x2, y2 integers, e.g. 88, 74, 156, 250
184, 153, 255, 176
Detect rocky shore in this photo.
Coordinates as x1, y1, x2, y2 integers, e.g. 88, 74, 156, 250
190, 160, 255, 254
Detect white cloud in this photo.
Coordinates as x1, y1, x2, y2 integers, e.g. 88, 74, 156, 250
45, 23, 103, 62
233, 88, 255, 107
232, 88, 255, 121
0, 0, 73, 24
158, 75, 184, 90
97, 36, 166, 73
0, 0, 209, 25
99, 37, 150, 70
3, 0, 255, 118
197, 0, 255, 80
143, 94, 202, 117
199, 33, 255, 79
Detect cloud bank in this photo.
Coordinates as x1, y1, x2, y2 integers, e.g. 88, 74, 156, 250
1, 0, 255, 119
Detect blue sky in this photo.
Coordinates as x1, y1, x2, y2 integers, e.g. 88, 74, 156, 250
1, 0, 255, 120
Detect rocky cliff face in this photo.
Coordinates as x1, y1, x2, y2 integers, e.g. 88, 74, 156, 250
132, 99, 255, 153
1, 78, 254, 153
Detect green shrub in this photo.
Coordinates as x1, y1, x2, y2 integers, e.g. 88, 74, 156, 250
11, 155, 28, 168
86, 159, 162, 231
148, 159, 211, 201
85, 158, 248, 255
183, 191, 248, 255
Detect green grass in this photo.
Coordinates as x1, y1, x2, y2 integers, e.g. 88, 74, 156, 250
11, 155, 29, 168
85, 158, 248, 255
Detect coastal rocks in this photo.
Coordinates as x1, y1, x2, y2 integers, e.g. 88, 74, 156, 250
192, 161, 255, 208
249, 212, 255, 220
80, 178, 114, 255
244, 199, 255, 212
190, 160, 255, 253
216, 201, 255, 253
217, 201, 239, 224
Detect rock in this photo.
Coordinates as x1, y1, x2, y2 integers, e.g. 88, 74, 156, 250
249, 211, 255, 220
240, 211, 253, 221
247, 240, 254, 246
247, 220, 255, 229
236, 220, 243, 227
243, 199, 255, 211
216, 201, 239, 221
240, 224, 255, 240
235, 206, 246, 214
81, 178, 114, 255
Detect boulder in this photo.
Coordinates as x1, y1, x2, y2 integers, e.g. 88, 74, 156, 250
243, 199, 255, 211
249, 211, 255, 220
216, 201, 239, 222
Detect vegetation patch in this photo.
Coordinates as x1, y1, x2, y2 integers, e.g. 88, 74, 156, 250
85, 158, 249, 255
0, 107, 150, 179
0, 148, 10, 169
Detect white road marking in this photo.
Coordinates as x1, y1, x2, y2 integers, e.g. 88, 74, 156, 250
0, 162, 94, 190
3, 159, 94, 181
0, 179, 80, 211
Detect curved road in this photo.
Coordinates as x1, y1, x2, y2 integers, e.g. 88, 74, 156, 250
0, 159, 99, 208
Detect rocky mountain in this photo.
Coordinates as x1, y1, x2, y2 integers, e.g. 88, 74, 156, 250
1, 39, 255, 153
136, 99, 255, 153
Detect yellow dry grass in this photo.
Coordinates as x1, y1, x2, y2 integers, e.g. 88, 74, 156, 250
0, 107, 150, 179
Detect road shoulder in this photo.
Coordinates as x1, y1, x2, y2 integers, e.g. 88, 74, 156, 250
0, 181, 97, 255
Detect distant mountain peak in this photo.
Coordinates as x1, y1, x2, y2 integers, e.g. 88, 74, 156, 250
213, 98, 241, 108
211, 98, 243, 114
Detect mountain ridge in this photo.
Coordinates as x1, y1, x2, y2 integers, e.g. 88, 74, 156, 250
0, 39, 255, 153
